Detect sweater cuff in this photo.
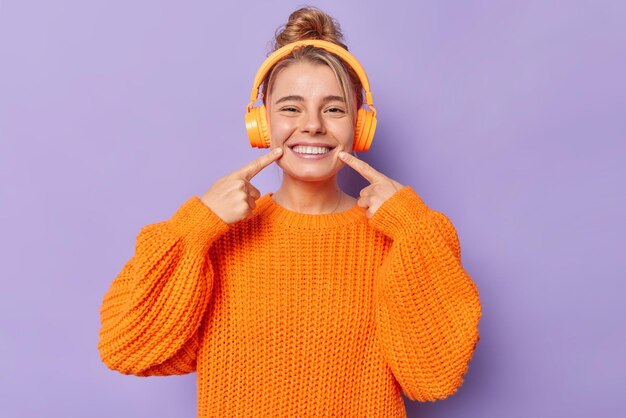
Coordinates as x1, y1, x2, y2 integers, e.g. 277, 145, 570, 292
167, 196, 230, 250
368, 186, 431, 240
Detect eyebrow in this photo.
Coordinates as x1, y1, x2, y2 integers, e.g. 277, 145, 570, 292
274, 95, 346, 105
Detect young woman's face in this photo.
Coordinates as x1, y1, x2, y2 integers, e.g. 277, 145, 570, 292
266, 62, 355, 182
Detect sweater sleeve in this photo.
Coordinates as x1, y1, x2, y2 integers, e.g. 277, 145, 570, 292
97, 196, 230, 376
368, 186, 482, 402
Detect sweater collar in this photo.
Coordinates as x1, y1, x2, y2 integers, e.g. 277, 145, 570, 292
255, 192, 366, 229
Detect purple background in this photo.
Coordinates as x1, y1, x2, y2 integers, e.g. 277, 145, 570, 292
1, 1, 624, 417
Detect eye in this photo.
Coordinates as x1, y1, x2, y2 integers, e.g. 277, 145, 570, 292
280, 107, 299, 112
326, 107, 346, 114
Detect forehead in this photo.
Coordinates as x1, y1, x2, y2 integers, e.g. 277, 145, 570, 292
269, 62, 342, 99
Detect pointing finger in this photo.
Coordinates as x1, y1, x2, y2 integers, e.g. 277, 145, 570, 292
235, 147, 283, 180
338, 151, 386, 184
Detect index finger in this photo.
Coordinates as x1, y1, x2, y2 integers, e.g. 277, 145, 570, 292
235, 147, 283, 180
339, 151, 386, 184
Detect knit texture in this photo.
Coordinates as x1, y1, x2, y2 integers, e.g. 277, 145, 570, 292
98, 185, 482, 417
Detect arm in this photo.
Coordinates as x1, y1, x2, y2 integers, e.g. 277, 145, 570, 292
369, 186, 482, 402
97, 196, 230, 376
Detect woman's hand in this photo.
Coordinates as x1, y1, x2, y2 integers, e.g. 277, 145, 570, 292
201, 147, 284, 224
338, 151, 405, 219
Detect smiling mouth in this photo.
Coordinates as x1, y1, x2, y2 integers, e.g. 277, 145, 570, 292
288, 144, 337, 149
286, 144, 339, 158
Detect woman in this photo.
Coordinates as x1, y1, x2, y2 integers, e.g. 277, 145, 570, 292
98, 6, 482, 417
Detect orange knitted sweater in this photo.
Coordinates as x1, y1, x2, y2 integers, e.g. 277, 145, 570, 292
98, 185, 482, 417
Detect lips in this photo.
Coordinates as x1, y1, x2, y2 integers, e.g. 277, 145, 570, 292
288, 145, 334, 160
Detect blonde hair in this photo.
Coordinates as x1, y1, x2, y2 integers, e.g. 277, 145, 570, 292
260, 6, 364, 124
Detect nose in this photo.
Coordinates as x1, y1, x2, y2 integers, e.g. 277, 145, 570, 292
300, 111, 325, 135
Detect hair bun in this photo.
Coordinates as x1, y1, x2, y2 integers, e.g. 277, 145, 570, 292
272, 6, 348, 52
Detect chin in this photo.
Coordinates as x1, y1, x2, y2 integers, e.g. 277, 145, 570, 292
278, 163, 339, 182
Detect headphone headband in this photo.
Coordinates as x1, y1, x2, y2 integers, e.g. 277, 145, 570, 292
247, 39, 374, 111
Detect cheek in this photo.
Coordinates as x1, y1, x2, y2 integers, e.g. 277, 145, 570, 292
268, 115, 291, 142
332, 120, 356, 144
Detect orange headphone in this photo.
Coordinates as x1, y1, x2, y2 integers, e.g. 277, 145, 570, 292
245, 39, 377, 152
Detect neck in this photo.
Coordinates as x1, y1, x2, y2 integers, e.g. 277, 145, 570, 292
272, 174, 343, 214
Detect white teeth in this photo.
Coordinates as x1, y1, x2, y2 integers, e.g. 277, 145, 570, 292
292, 145, 332, 155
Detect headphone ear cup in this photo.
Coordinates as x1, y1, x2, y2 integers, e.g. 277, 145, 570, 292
257, 106, 271, 148
353, 108, 377, 152
245, 106, 271, 148
353, 109, 365, 152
